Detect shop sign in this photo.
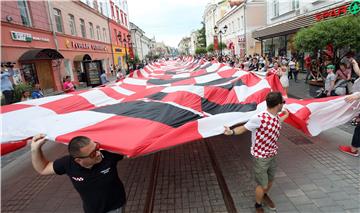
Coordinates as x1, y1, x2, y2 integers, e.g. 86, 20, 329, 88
314, 0, 360, 21
11, 31, 49, 42
70, 41, 107, 51
115, 48, 122, 53
33, 36, 50, 42
238, 36, 246, 43
11, 31, 32, 42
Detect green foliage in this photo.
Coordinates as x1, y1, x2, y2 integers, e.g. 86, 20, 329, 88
207, 44, 214, 52
14, 82, 32, 102
197, 22, 207, 48
294, 15, 360, 62
126, 54, 140, 65
206, 42, 226, 53
195, 47, 207, 55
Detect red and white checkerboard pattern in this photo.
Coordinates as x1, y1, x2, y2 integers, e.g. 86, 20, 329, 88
251, 112, 281, 158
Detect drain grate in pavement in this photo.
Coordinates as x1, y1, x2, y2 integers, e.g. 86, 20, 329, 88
288, 136, 313, 145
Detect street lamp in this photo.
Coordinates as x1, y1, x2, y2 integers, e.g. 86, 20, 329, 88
214, 25, 228, 62
117, 32, 131, 74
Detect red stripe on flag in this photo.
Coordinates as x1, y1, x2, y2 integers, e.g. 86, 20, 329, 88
1, 104, 32, 114
1, 140, 28, 156
55, 115, 176, 157
162, 91, 202, 112
40, 95, 95, 114
98, 87, 129, 100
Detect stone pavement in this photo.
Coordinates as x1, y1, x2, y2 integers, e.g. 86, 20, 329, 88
1, 73, 360, 213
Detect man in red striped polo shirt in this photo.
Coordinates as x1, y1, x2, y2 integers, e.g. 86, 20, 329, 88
224, 91, 289, 213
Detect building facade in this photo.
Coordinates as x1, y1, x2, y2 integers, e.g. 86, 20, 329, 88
49, 0, 112, 87
1, 0, 64, 93
189, 31, 199, 55
252, 0, 354, 58
203, 0, 231, 48
217, 0, 266, 57
178, 37, 191, 55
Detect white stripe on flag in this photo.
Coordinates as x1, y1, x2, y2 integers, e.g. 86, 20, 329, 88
28, 111, 115, 142
198, 101, 267, 137
173, 73, 191, 78
79, 90, 119, 107
206, 63, 221, 72
123, 78, 148, 85
306, 97, 359, 136
162, 85, 205, 97
234, 79, 271, 102
1, 106, 56, 142
15, 94, 73, 106
195, 73, 221, 84
110, 85, 135, 96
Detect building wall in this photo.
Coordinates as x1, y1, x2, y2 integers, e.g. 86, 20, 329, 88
1, 0, 50, 31
50, 1, 110, 43
216, 0, 265, 56
267, 0, 349, 25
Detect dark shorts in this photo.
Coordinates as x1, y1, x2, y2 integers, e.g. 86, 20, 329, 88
253, 156, 277, 187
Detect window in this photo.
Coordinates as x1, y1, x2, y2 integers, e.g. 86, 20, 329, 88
116, 6, 120, 22
120, 11, 124, 24
69, 14, 77, 35
99, 2, 103, 14
102, 28, 106, 42
110, 1, 115, 18
114, 29, 118, 44
273, 0, 279, 17
124, 14, 127, 26
240, 16, 244, 30
80, 19, 86, 38
53, 8, 63, 33
18, 0, 31, 26
89, 22, 94, 39
292, 0, 299, 10
96, 26, 101, 40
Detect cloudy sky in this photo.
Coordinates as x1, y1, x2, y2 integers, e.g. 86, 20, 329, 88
128, 0, 210, 48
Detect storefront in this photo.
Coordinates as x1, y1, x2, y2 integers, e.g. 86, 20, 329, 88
253, 1, 354, 58
56, 35, 113, 87
1, 23, 64, 93
113, 45, 127, 68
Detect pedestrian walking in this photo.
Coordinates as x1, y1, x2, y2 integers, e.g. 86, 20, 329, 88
31, 134, 127, 213
1, 68, 14, 105
339, 58, 360, 157
100, 71, 109, 85
224, 91, 289, 213
63, 76, 75, 93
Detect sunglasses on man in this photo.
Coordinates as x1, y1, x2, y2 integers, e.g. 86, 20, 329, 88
75, 142, 100, 159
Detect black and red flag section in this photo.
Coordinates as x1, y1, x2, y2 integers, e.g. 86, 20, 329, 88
1, 57, 358, 157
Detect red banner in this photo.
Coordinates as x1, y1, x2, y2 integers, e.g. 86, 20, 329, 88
214, 35, 219, 51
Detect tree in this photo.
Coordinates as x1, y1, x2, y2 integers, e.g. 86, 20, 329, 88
197, 22, 206, 48
206, 42, 226, 53
195, 47, 207, 55
294, 15, 360, 65
207, 44, 214, 52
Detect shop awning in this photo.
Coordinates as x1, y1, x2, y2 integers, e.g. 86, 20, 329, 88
74, 54, 92, 62
19, 49, 64, 61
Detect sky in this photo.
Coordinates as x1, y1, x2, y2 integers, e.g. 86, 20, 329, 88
128, 0, 210, 48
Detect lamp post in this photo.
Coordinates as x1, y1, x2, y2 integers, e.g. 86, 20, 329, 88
213, 25, 228, 62
117, 33, 131, 74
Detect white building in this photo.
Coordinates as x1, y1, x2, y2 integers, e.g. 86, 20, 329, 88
216, 0, 266, 57
190, 31, 199, 55
203, 0, 231, 49
253, 0, 353, 57
129, 22, 155, 61
80, 0, 129, 29
178, 37, 191, 55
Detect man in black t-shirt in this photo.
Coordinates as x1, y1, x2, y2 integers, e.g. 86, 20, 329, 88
31, 134, 126, 213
